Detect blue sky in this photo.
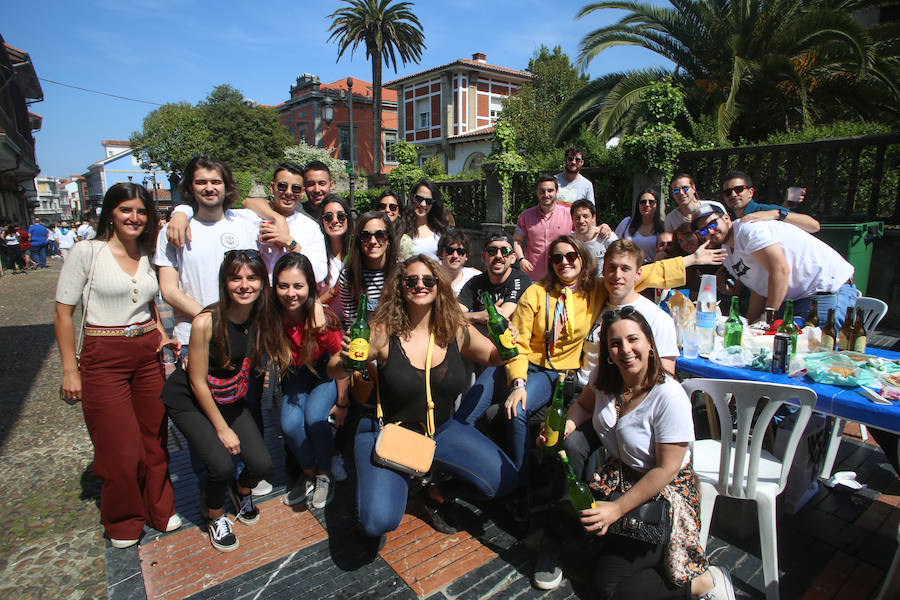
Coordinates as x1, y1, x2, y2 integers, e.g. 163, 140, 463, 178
5, 0, 670, 178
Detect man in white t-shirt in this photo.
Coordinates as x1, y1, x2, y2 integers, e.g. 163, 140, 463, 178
577, 238, 679, 388
56, 224, 78, 260
692, 205, 856, 327
571, 199, 616, 275
169, 162, 328, 284
153, 156, 258, 346
663, 173, 726, 233
554, 146, 595, 208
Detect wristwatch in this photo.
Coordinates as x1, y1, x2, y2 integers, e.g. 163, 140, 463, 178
777, 208, 789, 221
510, 378, 526, 391
288, 239, 298, 251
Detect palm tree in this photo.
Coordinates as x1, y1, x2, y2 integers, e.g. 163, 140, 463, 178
553, 0, 900, 144
328, 0, 425, 175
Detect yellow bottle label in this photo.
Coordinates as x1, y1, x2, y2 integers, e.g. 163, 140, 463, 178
545, 429, 559, 447
590, 501, 597, 509
499, 328, 515, 349
348, 338, 369, 362
853, 336, 867, 353
821, 334, 835, 350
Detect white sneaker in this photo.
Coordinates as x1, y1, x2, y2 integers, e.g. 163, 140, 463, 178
700, 566, 736, 600
165, 514, 182, 532
251, 479, 273, 496
110, 538, 139, 549
310, 473, 334, 509
331, 454, 348, 482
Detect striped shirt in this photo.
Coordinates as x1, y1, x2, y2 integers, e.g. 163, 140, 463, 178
339, 266, 387, 326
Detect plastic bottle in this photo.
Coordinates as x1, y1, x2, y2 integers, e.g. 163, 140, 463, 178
696, 274, 717, 354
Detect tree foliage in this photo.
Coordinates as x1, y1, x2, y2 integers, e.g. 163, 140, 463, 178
328, 0, 425, 175
386, 140, 425, 196
554, 0, 900, 146
496, 45, 587, 163
282, 141, 348, 177
131, 84, 291, 176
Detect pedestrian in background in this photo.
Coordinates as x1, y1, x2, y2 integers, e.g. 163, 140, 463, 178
28, 218, 49, 268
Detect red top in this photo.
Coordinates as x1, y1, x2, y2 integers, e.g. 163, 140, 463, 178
283, 321, 343, 367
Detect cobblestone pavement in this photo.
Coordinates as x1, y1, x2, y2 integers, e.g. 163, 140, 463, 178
0, 260, 108, 600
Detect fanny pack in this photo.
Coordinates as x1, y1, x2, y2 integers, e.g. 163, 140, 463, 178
207, 357, 251, 405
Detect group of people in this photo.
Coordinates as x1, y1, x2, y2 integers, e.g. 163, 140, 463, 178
52, 146, 849, 600
1, 217, 90, 273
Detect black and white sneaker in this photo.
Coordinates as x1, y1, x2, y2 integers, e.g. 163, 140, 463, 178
208, 515, 238, 552
229, 484, 260, 525
283, 475, 314, 506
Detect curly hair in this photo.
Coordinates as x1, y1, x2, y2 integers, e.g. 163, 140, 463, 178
594, 310, 665, 396
371, 254, 466, 348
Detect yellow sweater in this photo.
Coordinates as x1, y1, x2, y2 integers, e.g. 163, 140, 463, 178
506, 257, 686, 383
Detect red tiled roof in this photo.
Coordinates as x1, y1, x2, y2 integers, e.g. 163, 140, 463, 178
386, 59, 531, 88
449, 125, 495, 140
101, 139, 130, 147
321, 77, 398, 102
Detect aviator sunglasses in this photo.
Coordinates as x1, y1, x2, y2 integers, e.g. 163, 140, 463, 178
403, 274, 438, 289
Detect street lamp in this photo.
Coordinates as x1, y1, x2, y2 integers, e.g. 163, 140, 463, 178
322, 96, 334, 125
346, 77, 355, 207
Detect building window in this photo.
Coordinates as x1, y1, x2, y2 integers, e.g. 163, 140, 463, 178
297, 123, 308, 144
489, 98, 503, 121
338, 125, 357, 163
415, 97, 430, 130
384, 131, 398, 163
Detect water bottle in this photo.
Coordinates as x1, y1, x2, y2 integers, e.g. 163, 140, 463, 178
696, 274, 717, 354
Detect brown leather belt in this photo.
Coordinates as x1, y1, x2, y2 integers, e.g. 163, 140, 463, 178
85, 319, 157, 338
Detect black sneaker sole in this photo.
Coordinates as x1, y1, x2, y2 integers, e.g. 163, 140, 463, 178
210, 534, 239, 552
228, 487, 260, 525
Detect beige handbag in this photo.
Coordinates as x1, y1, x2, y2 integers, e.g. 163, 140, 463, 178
372, 333, 437, 477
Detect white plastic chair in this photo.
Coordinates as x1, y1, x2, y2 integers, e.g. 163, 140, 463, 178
683, 379, 817, 600
819, 296, 889, 478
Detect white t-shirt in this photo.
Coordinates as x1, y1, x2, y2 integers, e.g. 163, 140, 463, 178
172, 205, 328, 284
56, 228, 78, 249
578, 295, 679, 387
153, 212, 257, 344
451, 266, 481, 296
411, 232, 441, 260
592, 377, 694, 472
581, 231, 618, 274
663, 200, 726, 233
614, 217, 658, 263
724, 220, 854, 300
555, 173, 595, 207
78, 224, 96, 240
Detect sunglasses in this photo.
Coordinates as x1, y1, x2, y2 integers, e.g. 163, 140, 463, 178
639, 198, 657, 206
550, 251, 579, 265
601, 305, 637, 322
484, 245, 513, 257
322, 212, 347, 223
697, 219, 720, 236
275, 182, 304, 194
443, 246, 467, 257
413, 194, 434, 206
721, 184, 749, 198
403, 275, 438, 289
376, 201, 399, 212
671, 186, 691, 196
566, 156, 584, 163
358, 229, 389, 244
224, 249, 262, 260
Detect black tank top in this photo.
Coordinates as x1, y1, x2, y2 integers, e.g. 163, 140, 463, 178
375, 334, 465, 427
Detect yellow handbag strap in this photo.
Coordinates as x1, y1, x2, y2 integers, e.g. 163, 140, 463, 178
376, 332, 436, 437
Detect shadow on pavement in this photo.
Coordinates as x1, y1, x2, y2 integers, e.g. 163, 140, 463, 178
0, 323, 58, 449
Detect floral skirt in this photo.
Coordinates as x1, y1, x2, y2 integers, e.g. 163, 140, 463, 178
588, 458, 709, 585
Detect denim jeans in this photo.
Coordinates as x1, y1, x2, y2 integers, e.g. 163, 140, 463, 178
30, 244, 47, 267
791, 282, 857, 329
280, 367, 336, 472
354, 417, 518, 537
455, 363, 558, 478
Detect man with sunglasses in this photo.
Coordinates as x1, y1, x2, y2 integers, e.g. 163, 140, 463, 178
459, 231, 532, 330
692, 205, 855, 327
438, 230, 480, 296
720, 170, 820, 233
168, 162, 328, 283
514, 175, 573, 281
663, 173, 727, 233
554, 146, 595, 208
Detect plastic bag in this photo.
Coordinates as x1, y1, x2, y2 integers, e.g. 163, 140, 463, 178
709, 346, 756, 368
804, 352, 877, 387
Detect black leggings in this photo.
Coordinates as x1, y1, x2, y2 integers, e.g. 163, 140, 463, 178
168, 402, 272, 510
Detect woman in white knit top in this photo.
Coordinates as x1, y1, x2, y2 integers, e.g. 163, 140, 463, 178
54, 182, 181, 549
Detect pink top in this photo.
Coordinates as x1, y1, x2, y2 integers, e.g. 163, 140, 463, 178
515, 204, 574, 281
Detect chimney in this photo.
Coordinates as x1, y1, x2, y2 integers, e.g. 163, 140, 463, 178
472, 52, 486, 63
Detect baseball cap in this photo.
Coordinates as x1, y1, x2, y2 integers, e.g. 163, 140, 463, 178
691, 205, 725, 231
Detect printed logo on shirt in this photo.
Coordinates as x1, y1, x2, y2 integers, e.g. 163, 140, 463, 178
220, 232, 240, 249
732, 259, 750, 277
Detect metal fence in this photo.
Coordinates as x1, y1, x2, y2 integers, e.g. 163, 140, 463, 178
677, 133, 900, 224
436, 179, 486, 229
509, 167, 633, 227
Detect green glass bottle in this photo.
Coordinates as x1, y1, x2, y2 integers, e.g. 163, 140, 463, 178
344, 294, 370, 372
777, 300, 800, 357
543, 372, 567, 453
482, 291, 518, 360
723, 296, 743, 348
559, 450, 596, 511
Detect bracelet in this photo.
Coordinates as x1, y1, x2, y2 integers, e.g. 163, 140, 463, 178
335, 403, 349, 409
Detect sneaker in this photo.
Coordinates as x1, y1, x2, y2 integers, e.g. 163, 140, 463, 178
422, 497, 458, 534
283, 475, 314, 506
331, 454, 348, 482
165, 514, 182, 532
700, 566, 736, 600
251, 479, 273, 496
208, 515, 238, 552
110, 538, 139, 549
310, 473, 335, 509
229, 485, 260, 525
532, 540, 562, 590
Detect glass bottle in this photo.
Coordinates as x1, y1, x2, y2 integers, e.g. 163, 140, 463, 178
723, 296, 743, 348
777, 300, 799, 356
805, 298, 820, 328
852, 307, 867, 353
482, 291, 518, 360
543, 372, 567, 453
838, 306, 854, 351
345, 294, 370, 372
821, 308, 837, 351
559, 450, 596, 511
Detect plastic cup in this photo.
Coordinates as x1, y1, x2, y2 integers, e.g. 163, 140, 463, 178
161, 348, 176, 378
682, 327, 700, 359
